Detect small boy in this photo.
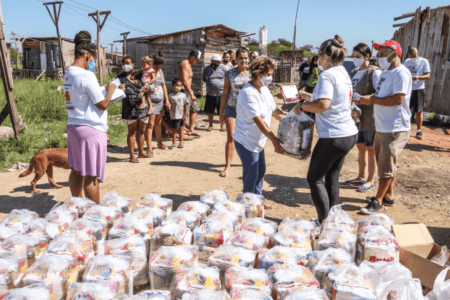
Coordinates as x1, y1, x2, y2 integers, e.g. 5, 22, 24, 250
168, 79, 189, 149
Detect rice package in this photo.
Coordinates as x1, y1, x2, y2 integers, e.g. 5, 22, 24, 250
208, 246, 256, 279
0, 226, 20, 243
137, 194, 173, 216
149, 245, 199, 291
283, 289, 329, 300
45, 234, 94, 266
0, 252, 27, 293
44, 207, 78, 231
83, 255, 132, 298
151, 223, 192, 253
356, 226, 399, 265
2, 234, 47, 266
181, 290, 230, 300
229, 287, 273, 300
357, 214, 394, 237
83, 205, 123, 230
378, 278, 425, 300
66, 281, 120, 300
128, 289, 172, 299
277, 110, 314, 160
205, 211, 238, 230
322, 264, 376, 300
133, 208, 165, 227
272, 265, 320, 300
177, 202, 211, 221
228, 230, 266, 251
272, 231, 312, 255
21, 219, 61, 241
2, 283, 54, 300
165, 211, 201, 231
108, 215, 152, 240
322, 205, 356, 235
171, 266, 222, 299
307, 248, 352, 283
316, 229, 357, 261
235, 193, 265, 218
213, 200, 246, 224
1, 209, 40, 231
258, 246, 307, 270
278, 219, 316, 241
224, 267, 271, 294
239, 218, 278, 247
59, 197, 96, 218
102, 190, 133, 215
200, 190, 229, 209
105, 235, 148, 288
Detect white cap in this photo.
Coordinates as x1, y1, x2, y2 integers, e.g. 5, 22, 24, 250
211, 54, 221, 62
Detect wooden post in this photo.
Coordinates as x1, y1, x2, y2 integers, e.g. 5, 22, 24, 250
43, 1, 65, 75
89, 10, 111, 85
109, 43, 113, 63
120, 32, 130, 57
11, 32, 19, 68
0, 1, 20, 138
290, 0, 301, 84
115, 45, 118, 65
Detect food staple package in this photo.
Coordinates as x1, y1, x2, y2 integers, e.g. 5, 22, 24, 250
83, 254, 132, 298
378, 278, 425, 300
229, 287, 273, 300
228, 230, 266, 251
213, 200, 246, 224
21, 219, 61, 241
66, 281, 120, 300
239, 218, 277, 247
1, 282, 54, 300
200, 190, 229, 209
359, 261, 412, 296
165, 211, 201, 231
224, 267, 271, 295
2, 234, 47, 266
45, 234, 94, 266
59, 197, 96, 218
307, 248, 352, 284
181, 290, 230, 300
316, 229, 357, 261
357, 214, 394, 237
272, 230, 312, 256
133, 208, 165, 227
278, 219, 316, 241
1, 209, 40, 231
105, 235, 149, 288
321, 205, 357, 235
258, 246, 307, 269
149, 245, 199, 291
64, 219, 106, 252
277, 110, 314, 160
204, 211, 239, 231
171, 266, 222, 299
137, 194, 173, 217
272, 265, 320, 300
108, 215, 152, 241
235, 193, 265, 218
125, 289, 171, 299
151, 223, 193, 253
322, 264, 376, 300
0, 252, 27, 293
430, 245, 450, 267
194, 220, 233, 263
208, 246, 256, 280
177, 202, 211, 221
356, 226, 399, 265
83, 205, 123, 230
0, 226, 20, 243
44, 206, 78, 231
283, 289, 329, 300
102, 190, 133, 215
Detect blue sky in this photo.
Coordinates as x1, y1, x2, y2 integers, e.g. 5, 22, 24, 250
3, 0, 448, 53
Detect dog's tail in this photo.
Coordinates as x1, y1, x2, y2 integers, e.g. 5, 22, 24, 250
19, 163, 34, 178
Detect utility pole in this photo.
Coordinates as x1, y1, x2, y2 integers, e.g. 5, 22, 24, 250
11, 31, 27, 69
120, 32, 130, 57
290, 0, 301, 84
115, 45, 118, 65
10, 32, 18, 67
89, 10, 111, 85
109, 43, 114, 64
43, 1, 65, 76
0, 2, 21, 138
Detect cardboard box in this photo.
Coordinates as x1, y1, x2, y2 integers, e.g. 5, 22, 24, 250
393, 223, 450, 294
280, 85, 301, 104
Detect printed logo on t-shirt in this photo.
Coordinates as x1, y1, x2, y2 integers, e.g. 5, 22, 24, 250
375, 78, 386, 96
304, 67, 310, 73
352, 78, 359, 87
407, 66, 417, 74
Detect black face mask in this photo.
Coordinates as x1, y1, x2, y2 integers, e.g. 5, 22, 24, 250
211, 63, 218, 69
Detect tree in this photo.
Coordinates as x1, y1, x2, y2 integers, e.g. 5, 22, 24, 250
301, 44, 314, 52
247, 38, 258, 46
10, 48, 22, 68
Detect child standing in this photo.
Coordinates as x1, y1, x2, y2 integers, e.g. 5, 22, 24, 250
138, 56, 156, 114
168, 79, 189, 149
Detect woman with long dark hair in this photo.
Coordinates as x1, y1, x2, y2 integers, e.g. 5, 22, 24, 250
306, 55, 320, 93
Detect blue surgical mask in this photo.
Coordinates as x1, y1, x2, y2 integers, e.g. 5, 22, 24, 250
88, 56, 96, 72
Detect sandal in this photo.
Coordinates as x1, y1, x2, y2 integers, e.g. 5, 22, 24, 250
220, 126, 226, 132
121, 158, 139, 163
146, 152, 154, 158
138, 103, 148, 110
178, 144, 184, 149
138, 153, 152, 159
187, 133, 201, 137
357, 183, 376, 192
168, 145, 176, 150
219, 171, 229, 177
206, 126, 213, 132
158, 144, 167, 150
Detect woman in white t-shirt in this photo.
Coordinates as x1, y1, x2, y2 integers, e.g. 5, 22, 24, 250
233, 57, 286, 195
293, 35, 358, 227
64, 31, 116, 203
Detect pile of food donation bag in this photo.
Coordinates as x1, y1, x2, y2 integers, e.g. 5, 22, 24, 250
0, 190, 449, 300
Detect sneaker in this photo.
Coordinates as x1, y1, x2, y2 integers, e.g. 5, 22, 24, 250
365, 196, 395, 206
311, 218, 322, 237
361, 198, 383, 215
415, 130, 423, 140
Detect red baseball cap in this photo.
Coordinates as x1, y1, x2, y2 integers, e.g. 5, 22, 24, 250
374, 40, 402, 57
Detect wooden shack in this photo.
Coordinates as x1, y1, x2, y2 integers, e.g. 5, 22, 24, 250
121, 24, 253, 95
273, 50, 304, 83
393, 5, 450, 115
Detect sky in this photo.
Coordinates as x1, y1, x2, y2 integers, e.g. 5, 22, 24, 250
2, 0, 449, 54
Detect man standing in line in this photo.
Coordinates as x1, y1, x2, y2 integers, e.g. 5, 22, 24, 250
357, 40, 412, 214
298, 56, 312, 91
178, 49, 202, 137
403, 47, 431, 140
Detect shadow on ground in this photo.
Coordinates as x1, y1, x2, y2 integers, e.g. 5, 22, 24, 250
12, 181, 70, 194
405, 143, 450, 153
151, 161, 240, 174
161, 193, 202, 211
0, 193, 58, 217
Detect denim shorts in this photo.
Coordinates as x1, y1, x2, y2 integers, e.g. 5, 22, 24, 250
223, 105, 237, 119
357, 130, 376, 147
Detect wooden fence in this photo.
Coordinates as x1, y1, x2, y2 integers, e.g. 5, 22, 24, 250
393, 6, 450, 114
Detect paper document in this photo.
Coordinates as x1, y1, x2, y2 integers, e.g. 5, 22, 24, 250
281, 85, 301, 104
101, 78, 126, 103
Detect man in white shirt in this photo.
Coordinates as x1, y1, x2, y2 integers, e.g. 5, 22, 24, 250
403, 47, 431, 140
357, 40, 412, 215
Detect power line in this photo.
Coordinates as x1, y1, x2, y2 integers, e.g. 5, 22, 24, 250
68, 0, 98, 11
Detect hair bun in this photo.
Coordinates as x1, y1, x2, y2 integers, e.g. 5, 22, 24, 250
74, 30, 92, 46
157, 51, 163, 57
333, 35, 344, 48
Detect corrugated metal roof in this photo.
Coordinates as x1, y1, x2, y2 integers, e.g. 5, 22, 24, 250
19, 37, 74, 43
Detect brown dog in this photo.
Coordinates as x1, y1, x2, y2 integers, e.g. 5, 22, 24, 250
19, 148, 71, 193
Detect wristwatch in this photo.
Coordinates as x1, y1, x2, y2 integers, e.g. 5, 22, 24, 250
299, 100, 305, 112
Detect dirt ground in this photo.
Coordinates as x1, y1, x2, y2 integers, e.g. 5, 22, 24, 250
1, 94, 450, 246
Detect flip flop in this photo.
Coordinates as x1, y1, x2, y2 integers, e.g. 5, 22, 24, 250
358, 183, 376, 192
138, 153, 153, 159
219, 171, 228, 177
158, 144, 167, 150
344, 179, 367, 185
178, 144, 184, 148
187, 133, 201, 137
206, 126, 213, 132
121, 158, 139, 163
146, 152, 154, 158
220, 127, 226, 132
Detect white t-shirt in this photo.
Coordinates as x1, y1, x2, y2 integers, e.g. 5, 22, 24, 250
64, 66, 106, 132
233, 83, 277, 153
312, 66, 358, 138
374, 64, 412, 133
169, 92, 189, 119
351, 69, 382, 88
403, 57, 431, 90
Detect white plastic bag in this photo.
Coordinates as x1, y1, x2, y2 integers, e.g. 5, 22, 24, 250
194, 220, 233, 263
278, 218, 316, 241
307, 248, 353, 283
356, 226, 399, 265
45, 206, 78, 231
426, 268, 450, 300
224, 267, 271, 294
45, 234, 94, 266
60, 197, 96, 218
102, 190, 133, 216
177, 201, 211, 221
205, 211, 239, 230
228, 230, 266, 251
165, 211, 201, 231
229, 287, 273, 299
317, 229, 357, 261
208, 246, 256, 280
171, 266, 222, 299
82, 205, 123, 228
239, 218, 278, 247
0, 252, 27, 293
235, 193, 265, 218
283, 289, 329, 300
2, 283, 53, 300
1, 209, 40, 231
213, 200, 246, 224
181, 290, 230, 300
132, 207, 165, 227
66, 281, 120, 300
108, 215, 152, 240
272, 230, 313, 255
0, 226, 20, 243
272, 265, 320, 299
430, 246, 450, 267
258, 246, 307, 269
151, 223, 192, 253
357, 214, 394, 237
322, 205, 357, 235
378, 277, 425, 300
137, 194, 173, 217
129, 289, 171, 299
21, 219, 61, 241
200, 190, 229, 209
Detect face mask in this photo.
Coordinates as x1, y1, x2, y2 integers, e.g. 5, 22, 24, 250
261, 75, 273, 86
378, 52, 394, 70
317, 57, 324, 71
410, 57, 419, 63
211, 63, 218, 69
174, 87, 182, 92
88, 56, 96, 72
353, 58, 365, 68
122, 64, 134, 72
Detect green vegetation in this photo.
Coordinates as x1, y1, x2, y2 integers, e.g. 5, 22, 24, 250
10, 48, 23, 69
427, 112, 437, 120
246, 38, 317, 58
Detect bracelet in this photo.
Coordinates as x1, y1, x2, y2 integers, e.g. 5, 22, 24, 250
299, 100, 305, 112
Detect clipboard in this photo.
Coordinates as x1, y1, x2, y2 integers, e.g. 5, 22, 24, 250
101, 78, 126, 103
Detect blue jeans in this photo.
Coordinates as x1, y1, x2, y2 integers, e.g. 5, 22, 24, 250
234, 140, 266, 195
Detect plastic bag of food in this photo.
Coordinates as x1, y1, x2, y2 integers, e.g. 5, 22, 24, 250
277, 110, 315, 160
278, 218, 316, 241
133, 208, 164, 227
272, 265, 320, 299
272, 231, 312, 255
177, 202, 211, 221
60, 197, 96, 218
266, 263, 296, 282
228, 230, 266, 251
149, 245, 199, 291
127, 289, 172, 299
109, 215, 152, 240
205, 211, 239, 230
2, 234, 47, 266
359, 261, 412, 296
430, 245, 450, 267
2, 283, 54, 300
307, 248, 352, 284
165, 211, 201, 231
283, 289, 329, 300
213, 200, 246, 224
83, 205, 123, 230
200, 190, 229, 209
181, 290, 230, 300
235, 193, 265, 218
317, 229, 356, 261
258, 246, 307, 270
21, 219, 61, 241
84, 255, 132, 298
151, 223, 193, 253
356, 226, 399, 265
239, 218, 278, 247
45, 234, 94, 266
357, 214, 394, 237
426, 269, 450, 300
0, 252, 27, 293
137, 194, 173, 216
229, 287, 273, 300
208, 246, 256, 280
322, 264, 376, 300
105, 235, 148, 288
45, 206, 78, 231
0, 226, 20, 243
194, 220, 233, 263
63, 219, 106, 255
1, 209, 40, 231
102, 190, 133, 215
322, 205, 356, 235
66, 281, 120, 300
378, 278, 425, 300
224, 267, 271, 294
171, 266, 222, 299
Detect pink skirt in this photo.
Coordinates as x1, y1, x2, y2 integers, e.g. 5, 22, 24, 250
67, 125, 108, 182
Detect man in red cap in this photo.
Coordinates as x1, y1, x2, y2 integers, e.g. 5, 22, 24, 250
356, 40, 412, 214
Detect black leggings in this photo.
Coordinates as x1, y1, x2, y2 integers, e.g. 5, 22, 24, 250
307, 134, 357, 222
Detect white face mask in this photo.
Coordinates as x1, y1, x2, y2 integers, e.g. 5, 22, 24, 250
261, 75, 273, 86
410, 57, 419, 63
353, 58, 365, 68
122, 64, 134, 72
378, 52, 394, 70
317, 56, 324, 71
